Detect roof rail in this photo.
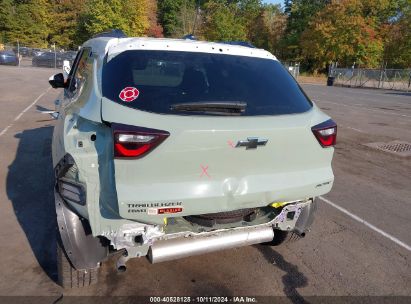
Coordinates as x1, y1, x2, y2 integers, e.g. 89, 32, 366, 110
219, 41, 256, 48
92, 29, 127, 39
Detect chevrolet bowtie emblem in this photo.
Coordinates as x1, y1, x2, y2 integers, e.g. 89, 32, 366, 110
236, 137, 268, 149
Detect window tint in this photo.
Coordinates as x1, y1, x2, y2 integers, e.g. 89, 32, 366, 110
102, 50, 312, 116
133, 59, 185, 87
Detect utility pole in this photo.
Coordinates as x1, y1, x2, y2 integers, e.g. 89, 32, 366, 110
17, 40, 20, 67
378, 61, 386, 89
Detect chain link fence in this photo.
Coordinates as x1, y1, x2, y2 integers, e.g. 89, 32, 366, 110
0, 43, 78, 69
329, 65, 411, 92
283, 62, 300, 80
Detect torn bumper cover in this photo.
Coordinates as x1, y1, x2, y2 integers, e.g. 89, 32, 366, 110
56, 196, 316, 268
104, 198, 317, 263
148, 199, 316, 263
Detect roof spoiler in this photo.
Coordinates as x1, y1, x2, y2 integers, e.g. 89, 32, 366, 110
92, 29, 128, 39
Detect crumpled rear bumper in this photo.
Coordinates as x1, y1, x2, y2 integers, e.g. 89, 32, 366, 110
104, 198, 317, 260
147, 198, 317, 263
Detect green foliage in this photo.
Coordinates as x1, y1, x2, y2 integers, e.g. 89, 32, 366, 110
202, 1, 247, 41
361, 0, 406, 23
157, 0, 263, 41
121, 0, 149, 36
383, 0, 411, 67
158, 0, 182, 36
0, 0, 409, 71
300, 0, 384, 72
1, 0, 151, 48
158, 0, 197, 37
2, 0, 50, 47
0, 0, 15, 43
76, 0, 148, 44
282, 0, 330, 60
248, 4, 287, 56
49, 0, 86, 49
76, 0, 125, 42
201, 0, 262, 41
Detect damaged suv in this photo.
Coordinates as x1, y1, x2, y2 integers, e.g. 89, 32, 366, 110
49, 31, 336, 288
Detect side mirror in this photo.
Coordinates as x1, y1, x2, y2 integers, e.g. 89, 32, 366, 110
49, 73, 66, 89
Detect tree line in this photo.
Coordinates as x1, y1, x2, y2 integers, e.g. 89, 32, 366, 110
0, 0, 410, 72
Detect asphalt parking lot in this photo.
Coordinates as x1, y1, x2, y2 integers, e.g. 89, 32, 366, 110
0, 65, 410, 302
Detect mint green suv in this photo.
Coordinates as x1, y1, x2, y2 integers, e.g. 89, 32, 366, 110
49, 33, 336, 288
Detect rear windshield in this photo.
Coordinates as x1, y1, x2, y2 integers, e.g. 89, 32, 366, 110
102, 50, 312, 116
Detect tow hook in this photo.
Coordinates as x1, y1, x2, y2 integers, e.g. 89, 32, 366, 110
116, 251, 129, 272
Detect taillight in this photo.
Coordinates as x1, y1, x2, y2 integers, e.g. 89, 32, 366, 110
112, 123, 169, 159
311, 119, 337, 147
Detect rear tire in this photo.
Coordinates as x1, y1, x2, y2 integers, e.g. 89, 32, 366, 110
263, 230, 304, 247
57, 239, 99, 288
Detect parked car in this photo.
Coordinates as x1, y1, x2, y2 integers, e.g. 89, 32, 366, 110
31, 48, 49, 57
32, 52, 62, 68
48, 31, 336, 288
0, 50, 19, 66
33, 51, 77, 68
62, 50, 78, 62
12, 46, 31, 57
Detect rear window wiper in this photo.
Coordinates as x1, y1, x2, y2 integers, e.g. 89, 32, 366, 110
170, 101, 247, 116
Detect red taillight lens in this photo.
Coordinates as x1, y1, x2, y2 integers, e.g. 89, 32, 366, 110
112, 123, 169, 159
311, 119, 337, 147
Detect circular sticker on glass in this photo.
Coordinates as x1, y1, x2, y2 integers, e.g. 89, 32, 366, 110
119, 87, 140, 102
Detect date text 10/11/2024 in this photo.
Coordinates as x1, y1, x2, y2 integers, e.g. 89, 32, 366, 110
149, 296, 258, 303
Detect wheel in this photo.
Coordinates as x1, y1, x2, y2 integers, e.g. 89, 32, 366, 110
262, 230, 305, 247
57, 237, 99, 288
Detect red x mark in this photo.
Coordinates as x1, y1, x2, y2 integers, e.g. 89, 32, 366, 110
200, 165, 210, 178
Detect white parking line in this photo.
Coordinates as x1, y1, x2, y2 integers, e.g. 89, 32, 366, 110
340, 89, 410, 100
319, 196, 411, 252
0, 125, 12, 137
338, 124, 366, 133
0, 88, 50, 137
345, 126, 365, 133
